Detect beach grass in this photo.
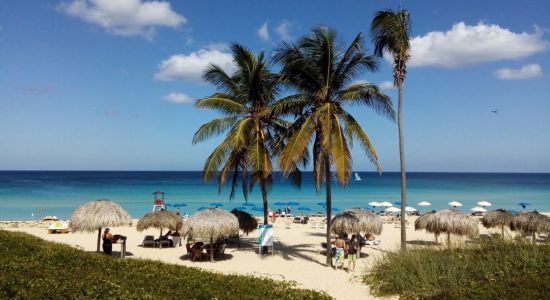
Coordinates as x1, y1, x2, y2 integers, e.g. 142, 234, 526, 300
0, 230, 331, 299
363, 238, 550, 299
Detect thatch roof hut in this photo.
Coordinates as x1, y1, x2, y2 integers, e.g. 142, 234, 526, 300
331, 208, 382, 236
415, 212, 441, 243
70, 199, 132, 252
137, 210, 182, 232
511, 211, 550, 243
183, 208, 239, 262
481, 209, 514, 238
231, 209, 258, 235
423, 209, 478, 247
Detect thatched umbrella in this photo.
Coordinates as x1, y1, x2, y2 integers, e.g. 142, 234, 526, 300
346, 208, 382, 235
423, 209, 479, 247
137, 210, 183, 248
481, 209, 514, 238
231, 209, 258, 248
415, 211, 439, 243
331, 208, 382, 236
70, 199, 132, 252
183, 208, 239, 262
511, 211, 550, 244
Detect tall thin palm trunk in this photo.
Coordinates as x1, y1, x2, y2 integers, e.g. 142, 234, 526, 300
325, 157, 333, 266
260, 180, 269, 225
398, 82, 407, 249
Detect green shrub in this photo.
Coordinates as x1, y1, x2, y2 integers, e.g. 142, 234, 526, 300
0, 230, 331, 299
363, 238, 550, 299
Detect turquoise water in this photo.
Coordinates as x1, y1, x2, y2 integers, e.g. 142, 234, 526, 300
0, 171, 549, 220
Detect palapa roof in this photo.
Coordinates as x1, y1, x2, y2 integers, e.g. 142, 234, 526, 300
481, 209, 514, 229
510, 211, 550, 234
137, 210, 183, 232
183, 208, 239, 238
331, 208, 382, 235
424, 209, 478, 236
70, 199, 132, 232
231, 209, 258, 235
415, 211, 435, 231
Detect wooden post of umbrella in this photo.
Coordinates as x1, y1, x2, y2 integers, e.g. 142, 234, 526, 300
210, 235, 214, 262
447, 232, 451, 249
159, 228, 163, 249
532, 232, 536, 244
97, 228, 101, 252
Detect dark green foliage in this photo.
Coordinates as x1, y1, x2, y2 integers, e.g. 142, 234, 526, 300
363, 238, 550, 299
0, 230, 331, 299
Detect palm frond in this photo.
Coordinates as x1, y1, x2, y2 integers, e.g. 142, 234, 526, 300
192, 116, 240, 144
341, 111, 382, 173
339, 81, 395, 121
195, 94, 247, 115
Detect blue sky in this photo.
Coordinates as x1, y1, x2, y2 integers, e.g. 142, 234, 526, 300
0, 0, 549, 172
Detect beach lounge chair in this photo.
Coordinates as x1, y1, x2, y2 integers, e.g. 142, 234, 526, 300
311, 222, 318, 229
319, 223, 326, 229
293, 217, 302, 223
142, 235, 155, 247
285, 222, 292, 229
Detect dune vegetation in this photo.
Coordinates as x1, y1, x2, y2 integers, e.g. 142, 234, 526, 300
0, 230, 330, 299
363, 238, 550, 299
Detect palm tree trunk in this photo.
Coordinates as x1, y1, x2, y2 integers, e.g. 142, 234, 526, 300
260, 180, 269, 225
97, 228, 101, 252
398, 82, 407, 249
325, 157, 333, 267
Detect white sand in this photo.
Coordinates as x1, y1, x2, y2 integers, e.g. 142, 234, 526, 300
1, 215, 543, 300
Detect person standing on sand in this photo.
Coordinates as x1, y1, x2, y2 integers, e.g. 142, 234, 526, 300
102, 228, 113, 255
348, 235, 360, 272
176, 207, 181, 216
334, 235, 347, 270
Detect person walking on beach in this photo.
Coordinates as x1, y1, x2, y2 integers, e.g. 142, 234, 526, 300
334, 235, 347, 270
176, 207, 181, 216
102, 228, 113, 255
348, 235, 360, 272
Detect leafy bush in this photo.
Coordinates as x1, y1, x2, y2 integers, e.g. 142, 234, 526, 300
363, 238, 550, 299
0, 230, 330, 299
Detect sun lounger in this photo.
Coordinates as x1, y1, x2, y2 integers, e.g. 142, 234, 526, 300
285, 222, 292, 229
311, 222, 318, 229
319, 223, 326, 229
293, 217, 302, 223
142, 235, 155, 247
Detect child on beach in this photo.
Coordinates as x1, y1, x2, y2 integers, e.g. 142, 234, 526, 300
334, 236, 347, 270
347, 235, 360, 272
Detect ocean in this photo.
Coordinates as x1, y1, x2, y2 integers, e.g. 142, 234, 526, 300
0, 171, 548, 220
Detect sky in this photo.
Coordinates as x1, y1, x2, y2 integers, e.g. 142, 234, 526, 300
0, 0, 549, 172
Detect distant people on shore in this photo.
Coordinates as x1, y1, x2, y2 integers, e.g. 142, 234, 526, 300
176, 207, 181, 216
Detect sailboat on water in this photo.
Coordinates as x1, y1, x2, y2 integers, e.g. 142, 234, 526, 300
354, 173, 362, 181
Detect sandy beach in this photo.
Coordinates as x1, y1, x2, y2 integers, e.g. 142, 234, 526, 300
5, 214, 543, 300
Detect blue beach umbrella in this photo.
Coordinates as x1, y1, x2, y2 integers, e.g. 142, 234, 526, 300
332, 207, 340, 212
166, 203, 187, 208
251, 207, 264, 212
234, 206, 248, 211
274, 201, 287, 206
242, 203, 255, 207
287, 201, 300, 206
518, 202, 531, 209
297, 207, 311, 211
210, 202, 224, 208
197, 206, 208, 211
394, 201, 402, 206
316, 202, 326, 207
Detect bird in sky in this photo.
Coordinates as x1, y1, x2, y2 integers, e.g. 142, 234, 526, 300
491, 109, 499, 114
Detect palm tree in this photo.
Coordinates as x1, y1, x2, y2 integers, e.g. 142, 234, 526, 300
274, 27, 395, 266
371, 9, 411, 249
193, 44, 294, 225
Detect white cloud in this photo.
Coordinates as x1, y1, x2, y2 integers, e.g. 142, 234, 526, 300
57, 0, 186, 39
275, 21, 293, 40
163, 92, 193, 104
494, 64, 543, 80
407, 22, 548, 68
258, 21, 269, 42
154, 44, 235, 82
379, 80, 395, 91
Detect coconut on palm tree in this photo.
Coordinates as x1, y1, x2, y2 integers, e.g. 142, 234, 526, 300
274, 27, 395, 266
371, 8, 411, 249
193, 44, 298, 225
